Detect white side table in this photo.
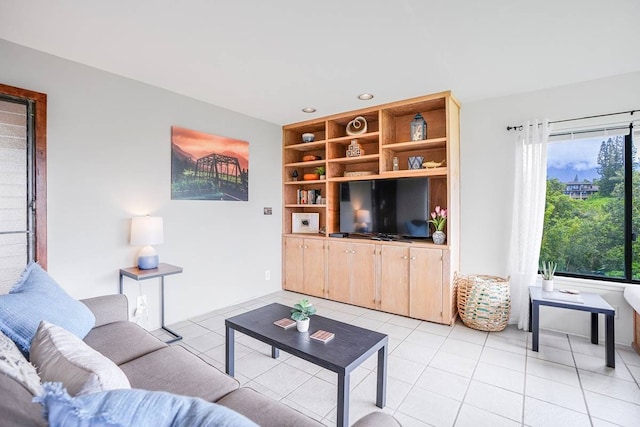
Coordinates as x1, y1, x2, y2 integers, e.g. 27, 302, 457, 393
119, 263, 183, 343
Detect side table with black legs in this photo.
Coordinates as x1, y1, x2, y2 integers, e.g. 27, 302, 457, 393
119, 263, 184, 343
528, 286, 615, 368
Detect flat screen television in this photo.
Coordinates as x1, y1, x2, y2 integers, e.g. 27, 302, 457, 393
339, 177, 430, 238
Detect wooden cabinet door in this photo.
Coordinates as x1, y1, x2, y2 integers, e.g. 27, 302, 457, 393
303, 238, 325, 298
326, 241, 352, 303
283, 237, 305, 293
409, 247, 443, 322
379, 245, 410, 316
349, 242, 377, 309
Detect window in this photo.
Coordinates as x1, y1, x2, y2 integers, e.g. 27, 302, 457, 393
541, 119, 638, 283
0, 84, 46, 291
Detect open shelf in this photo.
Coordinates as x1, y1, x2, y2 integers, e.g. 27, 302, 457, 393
382, 137, 446, 151
327, 154, 380, 165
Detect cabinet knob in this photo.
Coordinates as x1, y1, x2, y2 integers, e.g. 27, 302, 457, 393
345, 250, 350, 253
298, 245, 303, 248
402, 256, 408, 259
304, 246, 308, 249
352, 250, 356, 254
411, 256, 416, 260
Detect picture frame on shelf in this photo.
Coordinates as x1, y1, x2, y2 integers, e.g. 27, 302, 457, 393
292, 213, 320, 234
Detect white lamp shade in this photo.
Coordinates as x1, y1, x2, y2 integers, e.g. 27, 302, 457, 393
356, 210, 371, 224
130, 217, 164, 246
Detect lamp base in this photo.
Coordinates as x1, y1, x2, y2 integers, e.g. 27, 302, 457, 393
137, 246, 159, 270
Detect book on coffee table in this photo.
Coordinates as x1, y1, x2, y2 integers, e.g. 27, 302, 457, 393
273, 318, 296, 329
310, 330, 335, 343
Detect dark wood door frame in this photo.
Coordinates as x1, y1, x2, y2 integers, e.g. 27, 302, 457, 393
0, 83, 47, 268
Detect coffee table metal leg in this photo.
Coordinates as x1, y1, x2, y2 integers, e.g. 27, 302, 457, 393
532, 302, 539, 352
376, 345, 387, 408
225, 326, 235, 376
606, 314, 615, 368
337, 373, 350, 427
591, 312, 599, 344
271, 346, 279, 359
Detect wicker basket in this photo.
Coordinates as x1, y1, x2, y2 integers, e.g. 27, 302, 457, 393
455, 273, 511, 332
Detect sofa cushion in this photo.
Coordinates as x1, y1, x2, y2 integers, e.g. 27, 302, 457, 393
31, 321, 131, 396
0, 371, 46, 426
0, 262, 95, 357
83, 321, 166, 365
120, 345, 239, 402
35, 381, 258, 427
0, 330, 42, 395
217, 387, 323, 427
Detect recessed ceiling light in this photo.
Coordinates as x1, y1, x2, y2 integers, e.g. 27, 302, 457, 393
302, 107, 316, 113
357, 93, 374, 100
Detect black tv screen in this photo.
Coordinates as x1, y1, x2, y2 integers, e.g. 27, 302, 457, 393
339, 177, 430, 238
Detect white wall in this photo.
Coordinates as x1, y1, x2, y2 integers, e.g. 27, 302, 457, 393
0, 39, 283, 329
460, 71, 640, 344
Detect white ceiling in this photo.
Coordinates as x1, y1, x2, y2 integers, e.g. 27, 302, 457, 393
1, 0, 639, 125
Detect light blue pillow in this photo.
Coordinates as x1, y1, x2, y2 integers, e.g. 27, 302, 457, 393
35, 382, 258, 427
0, 262, 95, 357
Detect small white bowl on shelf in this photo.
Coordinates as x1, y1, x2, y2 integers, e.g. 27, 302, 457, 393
302, 133, 315, 143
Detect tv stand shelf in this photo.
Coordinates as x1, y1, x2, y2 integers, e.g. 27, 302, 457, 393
282, 91, 460, 325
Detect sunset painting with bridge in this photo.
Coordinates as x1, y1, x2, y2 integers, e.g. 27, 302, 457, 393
171, 126, 249, 200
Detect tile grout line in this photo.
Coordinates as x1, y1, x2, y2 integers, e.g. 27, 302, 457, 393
566, 333, 594, 427
450, 327, 489, 426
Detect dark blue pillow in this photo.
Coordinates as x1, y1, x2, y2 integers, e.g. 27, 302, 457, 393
0, 262, 95, 357
35, 382, 258, 427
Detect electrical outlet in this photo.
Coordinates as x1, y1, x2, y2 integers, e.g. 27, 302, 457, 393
265, 270, 271, 280
135, 295, 147, 315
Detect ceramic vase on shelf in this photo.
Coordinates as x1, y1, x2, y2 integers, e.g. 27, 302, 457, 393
432, 231, 446, 245
542, 279, 554, 292
296, 318, 310, 333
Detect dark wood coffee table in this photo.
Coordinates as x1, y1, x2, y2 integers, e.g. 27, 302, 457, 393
225, 303, 388, 427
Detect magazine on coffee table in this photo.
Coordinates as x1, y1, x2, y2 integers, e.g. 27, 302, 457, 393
273, 318, 296, 329
310, 330, 335, 343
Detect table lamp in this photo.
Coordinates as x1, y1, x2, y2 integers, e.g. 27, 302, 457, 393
356, 209, 371, 233
130, 216, 163, 269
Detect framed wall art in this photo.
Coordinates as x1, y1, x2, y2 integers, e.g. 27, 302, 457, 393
171, 126, 249, 201
292, 213, 320, 234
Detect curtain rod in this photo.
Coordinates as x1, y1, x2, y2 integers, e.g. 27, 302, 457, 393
506, 109, 638, 131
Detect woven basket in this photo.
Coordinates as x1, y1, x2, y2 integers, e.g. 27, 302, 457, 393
455, 273, 511, 332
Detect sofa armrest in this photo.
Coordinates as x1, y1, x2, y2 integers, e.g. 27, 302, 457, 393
81, 294, 128, 327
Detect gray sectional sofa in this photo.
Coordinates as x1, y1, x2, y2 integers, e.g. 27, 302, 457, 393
0, 294, 399, 426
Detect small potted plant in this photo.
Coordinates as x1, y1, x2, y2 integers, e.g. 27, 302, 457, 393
315, 166, 326, 180
540, 261, 557, 291
291, 299, 317, 332
429, 206, 447, 245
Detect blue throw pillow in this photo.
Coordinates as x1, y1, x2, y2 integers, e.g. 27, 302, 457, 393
0, 262, 95, 357
35, 382, 258, 427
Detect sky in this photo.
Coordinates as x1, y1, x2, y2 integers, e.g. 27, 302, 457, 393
171, 126, 249, 170
547, 137, 602, 182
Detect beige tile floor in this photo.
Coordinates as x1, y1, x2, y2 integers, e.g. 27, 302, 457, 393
154, 291, 640, 427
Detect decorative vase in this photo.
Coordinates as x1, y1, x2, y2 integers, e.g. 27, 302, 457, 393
432, 230, 446, 245
296, 318, 310, 332
542, 279, 554, 292
408, 156, 424, 170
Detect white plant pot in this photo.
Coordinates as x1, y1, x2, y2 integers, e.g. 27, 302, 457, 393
296, 318, 310, 332
542, 279, 554, 292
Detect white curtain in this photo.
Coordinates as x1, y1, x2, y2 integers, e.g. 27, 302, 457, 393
508, 119, 551, 330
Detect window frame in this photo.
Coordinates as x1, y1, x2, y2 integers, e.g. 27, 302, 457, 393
0, 83, 47, 268
544, 125, 636, 284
